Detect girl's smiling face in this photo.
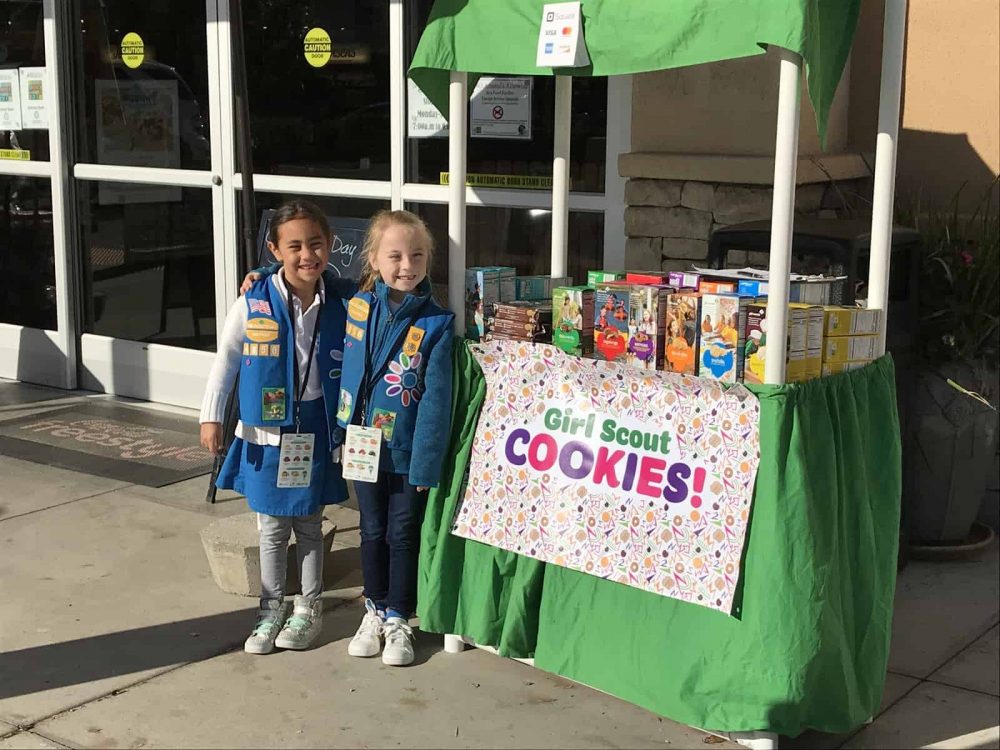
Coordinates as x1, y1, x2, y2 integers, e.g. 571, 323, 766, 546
268, 218, 330, 291
371, 223, 428, 299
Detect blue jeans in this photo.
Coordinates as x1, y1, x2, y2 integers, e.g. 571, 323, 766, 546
354, 472, 426, 618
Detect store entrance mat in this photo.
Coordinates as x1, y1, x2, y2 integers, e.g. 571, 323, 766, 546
0, 402, 213, 487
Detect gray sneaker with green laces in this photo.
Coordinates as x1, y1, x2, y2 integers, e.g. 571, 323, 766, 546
244, 601, 288, 655
274, 595, 323, 650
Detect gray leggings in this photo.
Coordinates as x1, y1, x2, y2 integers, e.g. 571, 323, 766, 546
258, 510, 324, 606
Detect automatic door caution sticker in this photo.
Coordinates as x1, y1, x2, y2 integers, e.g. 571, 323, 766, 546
121, 33, 145, 69
304, 28, 332, 68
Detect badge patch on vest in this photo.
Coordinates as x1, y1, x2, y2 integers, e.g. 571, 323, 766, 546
262, 387, 286, 421
346, 322, 365, 341
336, 389, 352, 422
348, 298, 370, 322
249, 343, 260, 356
247, 317, 279, 343
402, 326, 425, 357
371, 408, 397, 441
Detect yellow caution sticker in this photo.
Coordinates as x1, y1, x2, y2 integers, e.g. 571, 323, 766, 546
121, 32, 145, 69
403, 326, 425, 357
303, 28, 332, 68
439, 172, 553, 190
0, 149, 31, 161
348, 298, 370, 322
246, 317, 280, 343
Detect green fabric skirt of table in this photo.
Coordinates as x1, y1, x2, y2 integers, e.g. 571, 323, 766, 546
418, 341, 901, 736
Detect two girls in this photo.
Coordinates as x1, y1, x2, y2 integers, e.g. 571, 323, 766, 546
220, 207, 453, 666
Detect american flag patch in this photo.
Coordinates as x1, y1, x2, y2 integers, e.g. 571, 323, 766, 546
249, 299, 271, 315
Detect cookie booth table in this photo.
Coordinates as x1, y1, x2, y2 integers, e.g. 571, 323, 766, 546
408, 1, 907, 745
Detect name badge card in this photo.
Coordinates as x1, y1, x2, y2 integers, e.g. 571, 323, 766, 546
277, 433, 315, 488
342, 425, 382, 483
536, 1, 590, 69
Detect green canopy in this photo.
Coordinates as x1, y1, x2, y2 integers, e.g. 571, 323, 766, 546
409, 0, 860, 145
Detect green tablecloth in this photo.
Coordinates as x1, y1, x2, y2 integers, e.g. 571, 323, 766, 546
409, 0, 860, 145
418, 342, 901, 736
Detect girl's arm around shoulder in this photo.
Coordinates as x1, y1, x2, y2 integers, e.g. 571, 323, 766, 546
199, 295, 248, 425
321, 270, 359, 302
408, 316, 455, 490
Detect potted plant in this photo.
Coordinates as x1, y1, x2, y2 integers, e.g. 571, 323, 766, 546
903, 179, 999, 553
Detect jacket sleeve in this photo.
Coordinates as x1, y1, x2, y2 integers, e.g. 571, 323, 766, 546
322, 271, 359, 301
408, 321, 455, 488
253, 262, 281, 277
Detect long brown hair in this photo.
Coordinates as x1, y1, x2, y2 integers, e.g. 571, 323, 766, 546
358, 209, 435, 292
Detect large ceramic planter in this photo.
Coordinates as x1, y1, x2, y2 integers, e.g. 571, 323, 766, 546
905, 362, 999, 545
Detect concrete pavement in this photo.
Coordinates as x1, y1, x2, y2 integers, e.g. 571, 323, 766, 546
0, 381, 996, 749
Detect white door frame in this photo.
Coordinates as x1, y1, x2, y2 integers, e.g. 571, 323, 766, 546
3, 1, 626, 408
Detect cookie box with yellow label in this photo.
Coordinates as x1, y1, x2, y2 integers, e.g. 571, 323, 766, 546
822, 334, 879, 364
823, 306, 881, 337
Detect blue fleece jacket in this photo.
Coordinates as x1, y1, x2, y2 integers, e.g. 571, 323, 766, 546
338, 279, 454, 488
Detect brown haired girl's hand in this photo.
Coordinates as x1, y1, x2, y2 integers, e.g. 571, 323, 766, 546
200, 422, 223, 455
417, 486, 429, 493
240, 272, 262, 295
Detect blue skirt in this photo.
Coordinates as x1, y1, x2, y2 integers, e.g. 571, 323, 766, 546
217, 398, 348, 516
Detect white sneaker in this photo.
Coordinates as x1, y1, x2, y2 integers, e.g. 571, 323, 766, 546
274, 595, 323, 650
381, 617, 415, 666
244, 601, 288, 655
347, 599, 384, 657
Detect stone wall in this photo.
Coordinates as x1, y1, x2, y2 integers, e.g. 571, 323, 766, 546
623, 178, 869, 272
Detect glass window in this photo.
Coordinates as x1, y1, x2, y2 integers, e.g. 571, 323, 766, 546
0, 1, 50, 161
405, 0, 607, 192
0, 176, 55, 329
78, 182, 215, 349
72, 1, 211, 170
408, 202, 604, 302
242, 2, 390, 180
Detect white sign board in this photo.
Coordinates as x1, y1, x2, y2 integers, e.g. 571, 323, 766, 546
0, 69, 23, 131
536, 1, 590, 69
18, 67, 48, 130
470, 76, 532, 140
407, 78, 448, 139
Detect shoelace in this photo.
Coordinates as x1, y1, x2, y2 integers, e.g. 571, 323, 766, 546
252, 614, 283, 637
383, 620, 413, 644
283, 614, 313, 633
356, 612, 383, 638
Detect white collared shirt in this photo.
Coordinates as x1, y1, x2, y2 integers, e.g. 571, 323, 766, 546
199, 272, 326, 446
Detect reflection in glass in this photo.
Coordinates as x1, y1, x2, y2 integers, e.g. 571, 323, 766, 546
0, 177, 55, 329
405, 0, 607, 191
243, 2, 390, 179
408, 203, 604, 301
0, 1, 50, 160
79, 182, 215, 350
73, 1, 210, 170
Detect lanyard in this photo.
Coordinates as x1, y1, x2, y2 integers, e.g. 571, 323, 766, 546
358, 300, 411, 426
285, 282, 322, 431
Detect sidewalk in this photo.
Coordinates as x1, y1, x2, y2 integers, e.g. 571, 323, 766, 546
0, 382, 997, 749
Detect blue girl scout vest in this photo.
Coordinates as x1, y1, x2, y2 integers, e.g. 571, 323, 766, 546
238, 278, 346, 442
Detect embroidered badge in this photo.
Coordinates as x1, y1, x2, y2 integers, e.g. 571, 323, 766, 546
268, 344, 280, 357
346, 322, 365, 341
348, 298, 370, 322
371, 408, 397, 441
261, 387, 286, 421
242, 343, 250, 355
328, 349, 343, 380
249, 299, 272, 315
249, 343, 259, 356
336, 389, 352, 422
402, 326, 425, 357
384, 352, 424, 407
246, 317, 279, 343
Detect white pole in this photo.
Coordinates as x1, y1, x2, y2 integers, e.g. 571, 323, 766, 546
763, 49, 803, 386
868, 0, 908, 356
552, 75, 572, 278
448, 72, 468, 333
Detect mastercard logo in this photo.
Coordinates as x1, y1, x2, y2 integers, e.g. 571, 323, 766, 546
561, 26, 572, 35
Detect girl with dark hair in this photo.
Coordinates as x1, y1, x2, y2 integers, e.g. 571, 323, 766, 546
199, 200, 355, 655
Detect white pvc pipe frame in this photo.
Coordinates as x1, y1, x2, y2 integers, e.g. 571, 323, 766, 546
442, 2, 907, 739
